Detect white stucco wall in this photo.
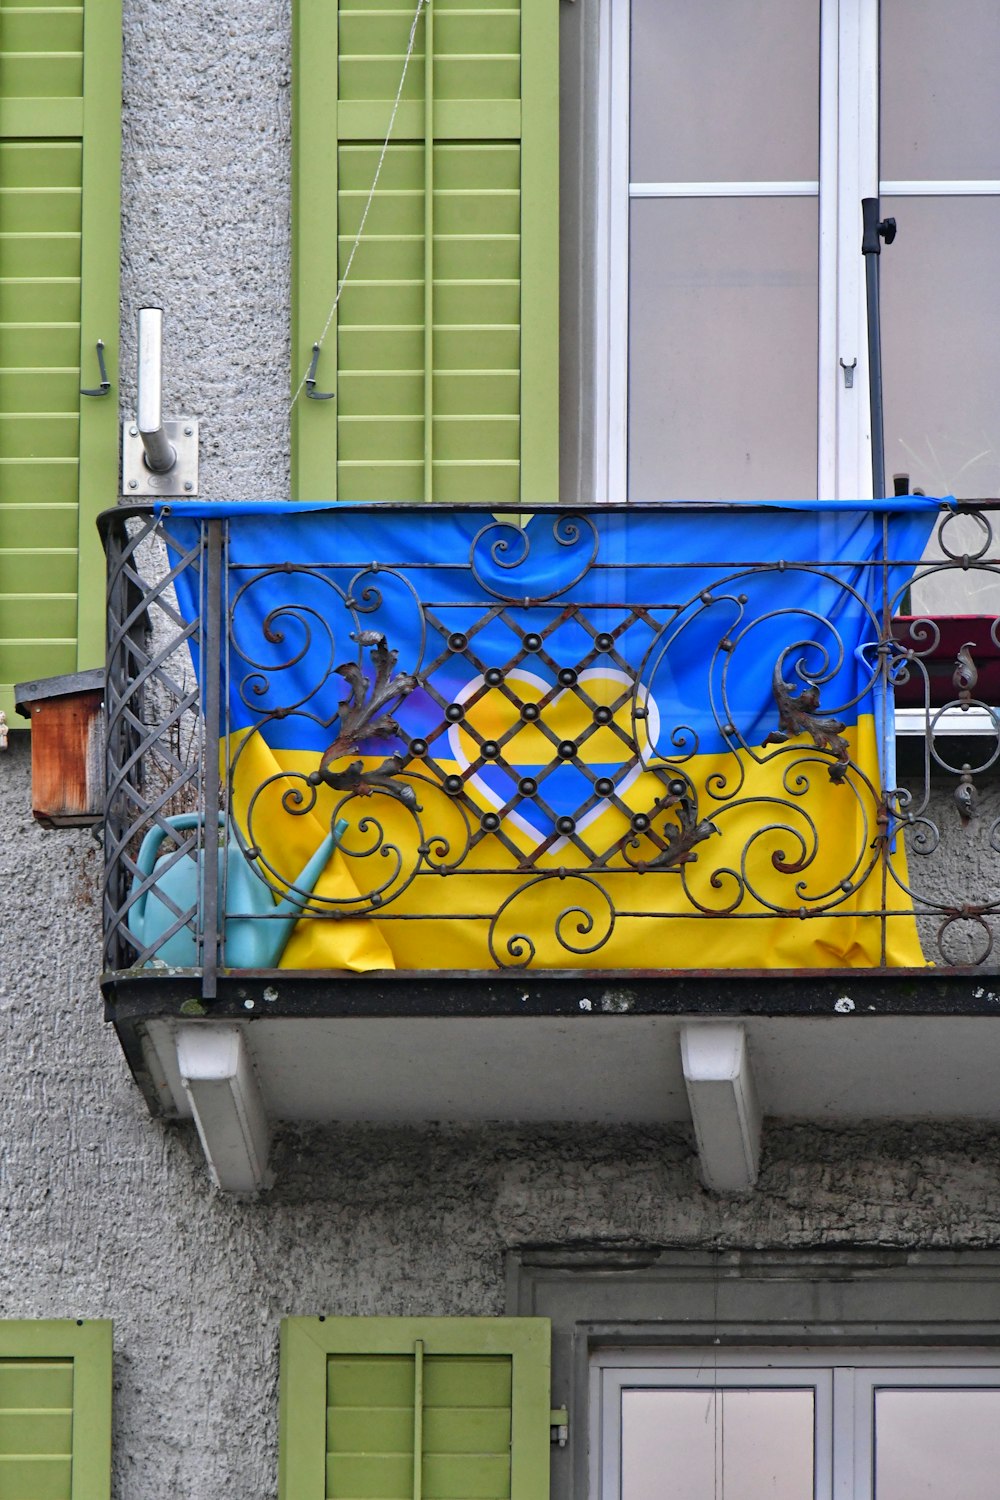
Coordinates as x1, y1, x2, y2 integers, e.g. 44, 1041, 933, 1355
120, 0, 293, 502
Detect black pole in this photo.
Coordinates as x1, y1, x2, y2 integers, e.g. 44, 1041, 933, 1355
861, 196, 896, 500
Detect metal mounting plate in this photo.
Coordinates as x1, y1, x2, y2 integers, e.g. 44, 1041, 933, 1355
122, 419, 199, 497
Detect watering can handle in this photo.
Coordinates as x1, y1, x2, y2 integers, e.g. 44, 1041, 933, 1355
133, 811, 225, 883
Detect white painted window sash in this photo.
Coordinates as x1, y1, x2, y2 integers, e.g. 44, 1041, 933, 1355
595, 1355, 834, 1500
596, 0, 884, 504
594, 1351, 1000, 1500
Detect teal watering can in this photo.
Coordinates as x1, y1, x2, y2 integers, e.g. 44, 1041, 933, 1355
127, 812, 348, 968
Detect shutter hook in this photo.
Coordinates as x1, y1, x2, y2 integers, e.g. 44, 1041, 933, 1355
81, 339, 111, 397
306, 343, 335, 400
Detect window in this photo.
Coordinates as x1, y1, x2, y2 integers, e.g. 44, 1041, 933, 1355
0, 0, 121, 723
598, 0, 1000, 503
597, 1351, 1000, 1500
508, 1249, 1000, 1500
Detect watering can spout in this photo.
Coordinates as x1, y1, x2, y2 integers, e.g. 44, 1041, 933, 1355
127, 814, 350, 970
260, 817, 350, 966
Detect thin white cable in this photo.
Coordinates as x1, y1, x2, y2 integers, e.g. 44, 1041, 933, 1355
290, 0, 428, 408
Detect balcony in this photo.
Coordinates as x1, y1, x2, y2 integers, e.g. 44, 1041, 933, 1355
98, 501, 1000, 1183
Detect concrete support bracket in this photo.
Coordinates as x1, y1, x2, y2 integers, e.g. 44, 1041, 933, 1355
680, 1023, 762, 1193
176, 1025, 272, 1192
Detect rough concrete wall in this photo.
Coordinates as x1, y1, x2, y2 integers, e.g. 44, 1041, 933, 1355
120, 0, 293, 501
906, 782, 1000, 964
0, 0, 998, 1496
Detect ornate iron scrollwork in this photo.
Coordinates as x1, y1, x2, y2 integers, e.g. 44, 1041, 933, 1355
310, 632, 419, 808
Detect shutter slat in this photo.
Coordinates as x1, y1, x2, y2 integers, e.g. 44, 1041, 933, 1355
0, 188, 82, 232
0, 234, 81, 276
0, 55, 84, 97
0, 457, 78, 501
0, 1364, 73, 1408
336, 99, 521, 137
0, 280, 80, 320
0, 1455, 73, 1500
0, 370, 80, 411
0, 550, 76, 590
0, 641, 78, 680
1, 325, 81, 363
0, 414, 79, 457
328, 1355, 415, 1406
2, 12, 84, 51
3, 597, 79, 634
0, 1409, 73, 1455
0, 98, 84, 134
0, 141, 82, 185
0, 507, 78, 547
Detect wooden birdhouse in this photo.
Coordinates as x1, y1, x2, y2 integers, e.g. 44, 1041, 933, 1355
15, 669, 105, 829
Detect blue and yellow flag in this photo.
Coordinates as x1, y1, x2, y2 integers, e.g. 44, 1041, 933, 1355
162, 500, 939, 972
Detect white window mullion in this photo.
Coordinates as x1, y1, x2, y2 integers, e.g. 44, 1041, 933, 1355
835, 0, 879, 499
817, 0, 841, 499
833, 1365, 861, 1500
598, 0, 630, 504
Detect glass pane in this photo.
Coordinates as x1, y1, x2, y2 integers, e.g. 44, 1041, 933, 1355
628, 197, 818, 501
881, 196, 1000, 501
881, 0, 1000, 180
630, 0, 819, 182
621, 1387, 814, 1500
876, 1388, 1000, 1499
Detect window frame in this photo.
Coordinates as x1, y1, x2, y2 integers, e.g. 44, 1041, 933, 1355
594, 1347, 1000, 1500
594, 0, 878, 505
507, 1248, 1000, 1500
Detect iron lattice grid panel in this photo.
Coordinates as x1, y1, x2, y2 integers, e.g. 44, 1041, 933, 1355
102, 502, 1000, 979
103, 511, 207, 973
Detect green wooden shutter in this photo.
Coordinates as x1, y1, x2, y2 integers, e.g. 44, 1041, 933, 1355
0, 0, 121, 724
280, 1316, 550, 1500
0, 1320, 112, 1500
292, 0, 559, 506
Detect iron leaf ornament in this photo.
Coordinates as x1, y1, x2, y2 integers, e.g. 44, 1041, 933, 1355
954, 642, 979, 705
764, 659, 851, 776
649, 797, 720, 869
645, 782, 720, 869
954, 763, 978, 829
310, 632, 420, 808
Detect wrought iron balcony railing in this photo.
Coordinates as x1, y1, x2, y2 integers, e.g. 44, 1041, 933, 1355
101, 500, 1000, 995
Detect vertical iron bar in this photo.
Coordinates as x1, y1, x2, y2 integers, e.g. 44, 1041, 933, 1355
423, 0, 434, 503
412, 1339, 424, 1500
201, 519, 224, 1000
862, 196, 886, 500
879, 508, 890, 967
103, 517, 124, 971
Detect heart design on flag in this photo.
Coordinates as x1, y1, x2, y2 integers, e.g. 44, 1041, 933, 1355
446, 667, 663, 850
